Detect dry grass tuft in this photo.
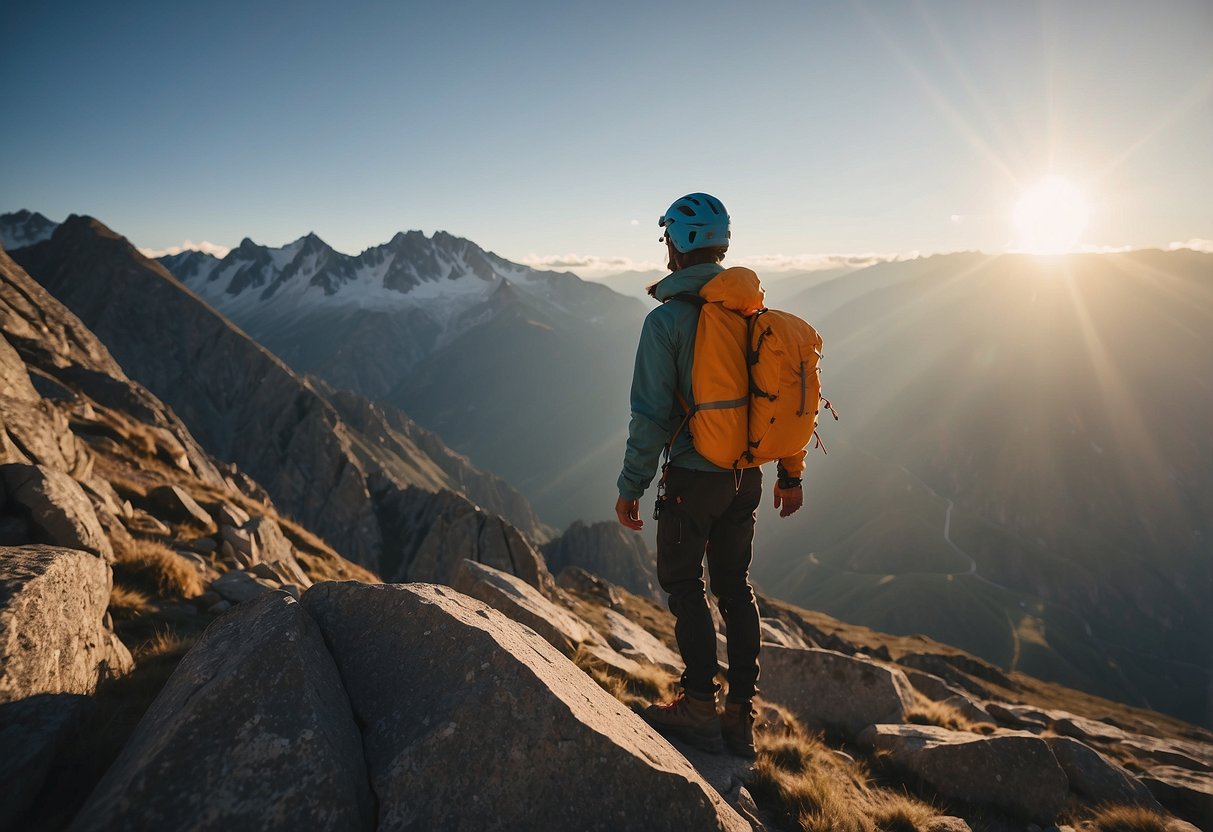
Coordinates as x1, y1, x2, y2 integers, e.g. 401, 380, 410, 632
276, 514, 380, 583
904, 696, 995, 734
1077, 805, 1174, 832
108, 583, 153, 619
572, 647, 676, 710
113, 537, 204, 599
746, 704, 943, 832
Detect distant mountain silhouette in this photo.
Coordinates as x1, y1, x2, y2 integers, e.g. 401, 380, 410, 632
755, 249, 1213, 725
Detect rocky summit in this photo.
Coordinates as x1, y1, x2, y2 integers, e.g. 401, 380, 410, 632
1, 228, 1211, 832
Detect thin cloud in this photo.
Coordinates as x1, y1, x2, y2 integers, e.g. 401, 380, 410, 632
522, 250, 920, 278
520, 253, 663, 277
1168, 238, 1213, 253
732, 252, 919, 272
138, 240, 230, 259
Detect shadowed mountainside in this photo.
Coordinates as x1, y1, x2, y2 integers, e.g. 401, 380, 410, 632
756, 250, 1213, 726
10, 218, 551, 572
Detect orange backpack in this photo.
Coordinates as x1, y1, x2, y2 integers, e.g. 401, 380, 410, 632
668, 267, 828, 471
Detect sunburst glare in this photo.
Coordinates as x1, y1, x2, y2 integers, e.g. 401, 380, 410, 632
1013, 176, 1090, 255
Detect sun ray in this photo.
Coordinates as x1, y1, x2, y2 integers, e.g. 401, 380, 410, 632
852, 1, 1021, 186
1092, 68, 1213, 186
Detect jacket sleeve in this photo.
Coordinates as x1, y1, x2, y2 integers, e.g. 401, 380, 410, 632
776, 450, 806, 480
617, 310, 679, 500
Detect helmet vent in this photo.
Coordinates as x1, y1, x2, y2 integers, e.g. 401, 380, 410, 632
677, 205, 696, 217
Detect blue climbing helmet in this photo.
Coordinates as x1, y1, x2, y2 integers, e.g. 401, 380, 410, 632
658, 193, 730, 253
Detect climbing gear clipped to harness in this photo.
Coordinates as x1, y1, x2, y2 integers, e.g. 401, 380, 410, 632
660, 266, 829, 479
659, 193, 731, 253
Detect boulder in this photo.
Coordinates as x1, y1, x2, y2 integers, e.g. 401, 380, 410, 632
860, 724, 1068, 822
70, 592, 374, 832
541, 519, 660, 600
0, 692, 93, 829
452, 559, 599, 655
244, 515, 296, 566
599, 606, 682, 672
144, 484, 213, 528
557, 565, 623, 608
210, 569, 274, 605
1138, 766, 1213, 827
760, 646, 916, 736
377, 487, 554, 593
219, 524, 258, 564
1, 464, 113, 561
1053, 715, 1212, 773
1044, 735, 1162, 810
0, 546, 132, 702
215, 502, 250, 528
301, 581, 750, 832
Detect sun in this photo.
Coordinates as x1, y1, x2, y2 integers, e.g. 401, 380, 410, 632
1013, 176, 1089, 255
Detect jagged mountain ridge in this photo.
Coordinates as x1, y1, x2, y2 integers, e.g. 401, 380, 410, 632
149, 222, 648, 527
9, 218, 552, 572
0, 210, 59, 251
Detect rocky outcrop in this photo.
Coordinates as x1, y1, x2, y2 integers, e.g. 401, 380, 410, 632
11, 219, 551, 572
374, 485, 553, 590
1138, 767, 1213, 826
1044, 735, 1163, 810
860, 724, 1069, 822
144, 484, 213, 528
542, 520, 659, 600
302, 581, 750, 831
598, 606, 682, 672
0, 546, 132, 702
71, 592, 375, 832
452, 559, 598, 655
1, 464, 113, 561
760, 646, 916, 735
324, 385, 551, 542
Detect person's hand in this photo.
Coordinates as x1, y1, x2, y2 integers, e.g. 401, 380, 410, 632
773, 483, 803, 518
615, 496, 644, 531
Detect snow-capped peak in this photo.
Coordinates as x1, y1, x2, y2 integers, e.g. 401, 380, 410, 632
0, 210, 60, 250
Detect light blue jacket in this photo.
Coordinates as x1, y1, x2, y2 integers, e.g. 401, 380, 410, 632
617, 263, 730, 500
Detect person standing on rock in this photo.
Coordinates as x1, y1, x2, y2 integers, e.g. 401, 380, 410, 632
615, 193, 806, 758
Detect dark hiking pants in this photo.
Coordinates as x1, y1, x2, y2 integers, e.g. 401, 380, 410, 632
656, 465, 762, 703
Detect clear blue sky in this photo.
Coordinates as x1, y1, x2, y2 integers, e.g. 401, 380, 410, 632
3, 1, 1210, 274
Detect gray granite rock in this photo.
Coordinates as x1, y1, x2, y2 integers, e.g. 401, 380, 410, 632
70, 592, 374, 831
145, 484, 212, 528
0, 546, 131, 702
302, 581, 750, 832
1, 464, 113, 561
210, 569, 274, 605
860, 724, 1069, 822
1044, 735, 1162, 810
452, 558, 599, 655
541, 519, 659, 600
760, 646, 916, 736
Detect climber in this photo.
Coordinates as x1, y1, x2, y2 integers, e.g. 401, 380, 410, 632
614, 192, 808, 758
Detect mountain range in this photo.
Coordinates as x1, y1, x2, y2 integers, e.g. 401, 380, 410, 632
757, 249, 1213, 724
4, 209, 1209, 730
153, 223, 647, 527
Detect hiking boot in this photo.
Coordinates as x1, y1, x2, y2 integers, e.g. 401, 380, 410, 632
641, 692, 723, 753
720, 701, 757, 759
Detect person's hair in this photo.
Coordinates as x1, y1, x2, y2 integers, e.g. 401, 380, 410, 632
677, 246, 728, 266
